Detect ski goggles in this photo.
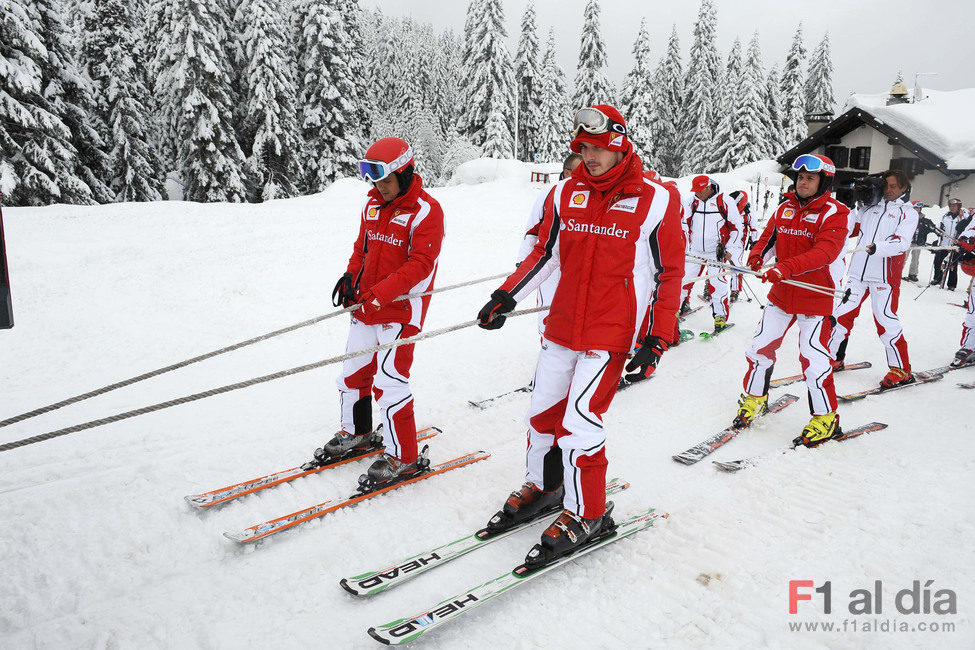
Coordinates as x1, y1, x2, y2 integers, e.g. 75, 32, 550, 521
358, 146, 414, 183
571, 107, 627, 138
791, 154, 835, 175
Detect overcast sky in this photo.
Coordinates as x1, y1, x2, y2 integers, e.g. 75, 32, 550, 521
361, 0, 975, 107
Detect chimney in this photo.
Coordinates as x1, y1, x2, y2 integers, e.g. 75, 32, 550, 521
887, 81, 909, 105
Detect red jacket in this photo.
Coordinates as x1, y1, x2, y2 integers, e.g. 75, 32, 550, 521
499, 154, 685, 353
748, 192, 849, 316
346, 174, 444, 330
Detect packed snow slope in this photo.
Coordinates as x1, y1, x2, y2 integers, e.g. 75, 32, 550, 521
1, 172, 973, 649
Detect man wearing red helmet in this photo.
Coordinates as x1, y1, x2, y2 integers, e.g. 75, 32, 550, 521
951, 220, 975, 367
476, 104, 685, 564
321, 137, 445, 486
736, 154, 850, 446
828, 169, 918, 389
679, 174, 746, 332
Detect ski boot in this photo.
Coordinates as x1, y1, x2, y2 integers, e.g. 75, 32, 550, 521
952, 348, 975, 368
357, 445, 431, 491
713, 316, 729, 333
679, 298, 692, 317
522, 502, 617, 570
479, 483, 566, 538
830, 358, 845, 371
794, 412, 841, 448
730, 290, 740, 303
313, 427, 382, 462
879, 367, 914, 390
732, 393, 768, 429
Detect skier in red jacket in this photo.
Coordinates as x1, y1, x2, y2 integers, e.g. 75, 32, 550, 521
735, 154, 850, 446
321, 137, 444, 486
476, 104, 685, 565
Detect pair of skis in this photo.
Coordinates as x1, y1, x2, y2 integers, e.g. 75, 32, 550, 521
365, 507, 665, 645
184, 426, 491, 543
712, 422, 888, 472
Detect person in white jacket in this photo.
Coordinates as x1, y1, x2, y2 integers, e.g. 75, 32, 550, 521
931, 198, 965, 289
952, 220, 975, 367
829, 169, 919, 388
679, 175, 745, 331
517, 153, 583, 336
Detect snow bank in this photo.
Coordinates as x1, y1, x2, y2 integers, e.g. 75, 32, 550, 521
449, 157, 562, 185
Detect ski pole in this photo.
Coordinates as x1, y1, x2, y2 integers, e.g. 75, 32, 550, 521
0, 270, 513, 429
690, 256, 849, 300
741, 276, 765, 308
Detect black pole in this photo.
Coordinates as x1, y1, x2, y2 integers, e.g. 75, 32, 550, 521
0, 193, 13, 329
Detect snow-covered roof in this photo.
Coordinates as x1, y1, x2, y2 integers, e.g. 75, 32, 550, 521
844, 88, 975, 171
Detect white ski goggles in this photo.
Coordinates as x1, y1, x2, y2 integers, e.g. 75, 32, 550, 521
571, 107, 627, 138
358, 146, 414, 183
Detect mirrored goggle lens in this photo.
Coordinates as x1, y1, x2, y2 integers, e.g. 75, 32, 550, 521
572, 108, 609, 136
791, 154, 826, 173
359, 160, 390, 182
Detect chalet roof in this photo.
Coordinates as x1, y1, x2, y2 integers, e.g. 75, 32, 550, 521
778, 88, 975, 174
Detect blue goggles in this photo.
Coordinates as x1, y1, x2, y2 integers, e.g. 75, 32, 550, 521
791, 154, 835, 175
358, 159, 393, 183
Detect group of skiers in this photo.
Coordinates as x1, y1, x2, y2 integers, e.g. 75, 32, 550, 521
315, 102, 975, 564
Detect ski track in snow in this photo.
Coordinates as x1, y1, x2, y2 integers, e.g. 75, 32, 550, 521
1, 177, 973, 648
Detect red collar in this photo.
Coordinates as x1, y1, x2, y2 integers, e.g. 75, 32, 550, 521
368, 173, 424, 210
786, 191, 830, 213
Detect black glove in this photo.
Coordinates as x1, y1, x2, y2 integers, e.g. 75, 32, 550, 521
332, 272, 356, 308
624, 335, 669, 381
477, 289, 517, 330
715, 242, 726, 261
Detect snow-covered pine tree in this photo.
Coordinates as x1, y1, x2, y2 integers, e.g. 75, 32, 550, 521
339, 0, 370, 155
653, 25, 684, 177
465, 0, 515, 157
779, 23, 807, 149
572, 0, 615, 108
764, 63, 787, 158
431, 29, 464, 135
894, 69, 904, 85
515, 2, 542, 161
82, 0, 166, 202
618, 19, 656, 168
805, 32, 834, 118
153, 0, 248, 202
535, 29, 571, 163
34, 0, 112, 203
0, 0, 89, 205
682, 0, 721, 174
236, 0, 302, 201
459, 0, 485, 137
296, 0, 362, 189
712, 38, 743, 172
734, 32, 773, 166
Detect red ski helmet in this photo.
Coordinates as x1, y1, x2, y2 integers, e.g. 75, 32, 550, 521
570, 104, 630, 153
359, 137, 414, 183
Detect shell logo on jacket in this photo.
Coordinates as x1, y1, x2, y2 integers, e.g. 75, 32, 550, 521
749, 191, 849, 317
499, 153, 686, 353
345, 174, 444, 331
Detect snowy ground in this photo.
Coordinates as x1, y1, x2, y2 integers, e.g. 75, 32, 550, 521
1, 175, 973, 649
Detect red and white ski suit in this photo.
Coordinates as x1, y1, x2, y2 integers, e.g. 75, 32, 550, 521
680, 185, 746, 320
517, 189, 561, 335
959, 222, 975, 349
338, 175, 444, 462
497, 154, 685, 519
743, 192, 849, 414
828, 194, 917, 372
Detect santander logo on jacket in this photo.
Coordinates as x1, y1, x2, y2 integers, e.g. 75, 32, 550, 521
345, 174, 444, 331
750, 191, 849, 316
499, 152, 686, 353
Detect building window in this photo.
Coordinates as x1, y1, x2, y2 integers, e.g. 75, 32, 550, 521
889, 157, 923, 177
825, 146, 849, 168
849, 146, 871, 170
